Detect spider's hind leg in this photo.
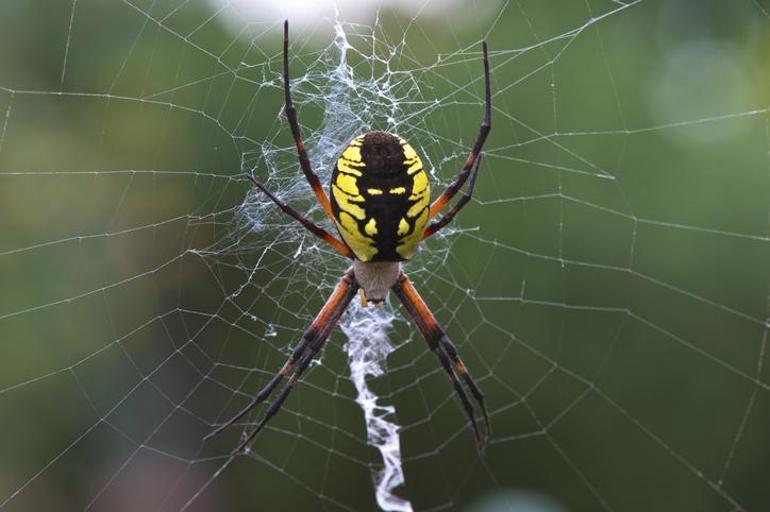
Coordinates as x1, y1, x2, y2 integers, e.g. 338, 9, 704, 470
205, 270, 359, 450
438, 335, 490, 437
391, 272, 491, 447
203, 337, 306, 442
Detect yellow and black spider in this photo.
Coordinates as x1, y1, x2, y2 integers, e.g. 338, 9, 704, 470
206, 21, 491, 452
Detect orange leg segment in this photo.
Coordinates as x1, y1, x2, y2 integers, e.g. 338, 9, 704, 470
245, 174, 353, 259
391, 272, 491, 447
428, 41, 491, 221
283, 20, 336, 223
205, 270, 359, 452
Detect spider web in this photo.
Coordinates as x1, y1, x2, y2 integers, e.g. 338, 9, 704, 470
1, 1, 769, 511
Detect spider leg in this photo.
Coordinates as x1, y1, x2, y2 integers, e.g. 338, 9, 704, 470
205, 271, 358, 452
437, 333, 490, 437
234, 338, 327, 454
422, 154, 482, 239
428, 41, 491, 221
203, 335, 308, 442
391, 272, 490, 447
245, 174, 353, 259
282, 20, 336, 223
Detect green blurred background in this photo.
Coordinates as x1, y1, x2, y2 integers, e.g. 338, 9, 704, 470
1, 1, 769, 511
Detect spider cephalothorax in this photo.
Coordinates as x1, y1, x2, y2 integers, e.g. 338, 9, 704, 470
207, 20, 492, 456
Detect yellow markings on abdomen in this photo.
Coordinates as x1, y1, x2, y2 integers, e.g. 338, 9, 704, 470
332, 137, 379, 261
364, 218, 378, 236
397, 218, 409, 236
396, 207, 429, 259
337, 137, 365, 177
332, 133, 433, 261
336, 173, 360, 196
338, 211, 377, 261
397, 137, 424, 175
406, 201, 424, 219
332, 184, 366, 220
406, 160, 423, 175
337, 158, 363, 176
410, 170, 428, 199
342, 145, 362, 162
399, 138, 417, 160
405, 168, 430, 219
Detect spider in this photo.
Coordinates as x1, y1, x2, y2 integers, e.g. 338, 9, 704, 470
206, 20, 491, 452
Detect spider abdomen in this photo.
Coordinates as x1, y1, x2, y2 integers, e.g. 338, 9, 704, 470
330, 131, 430, 262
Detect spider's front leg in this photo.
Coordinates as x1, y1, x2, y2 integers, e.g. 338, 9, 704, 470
424, 41, 491, 241
205, 270, 359, 453
392, 272, 491, 447
245, 174, 354, 259
282, 19, 336, 223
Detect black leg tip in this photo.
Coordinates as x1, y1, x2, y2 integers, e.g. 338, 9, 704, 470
244, 173, 263, 189
203, 427, 222, 442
